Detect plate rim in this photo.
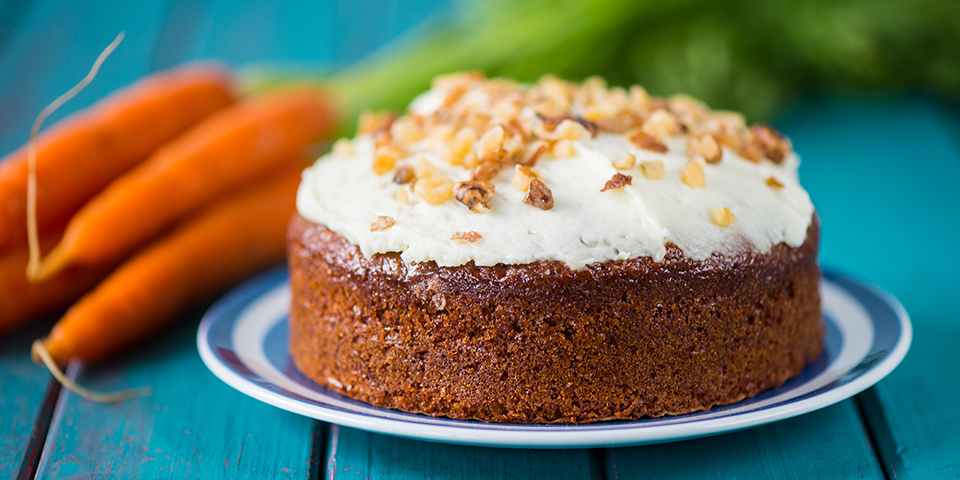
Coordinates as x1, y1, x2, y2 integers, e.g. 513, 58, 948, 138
197, 267, 912, 448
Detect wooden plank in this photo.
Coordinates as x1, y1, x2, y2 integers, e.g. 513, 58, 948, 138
0, 319, 58, 480
35, 309, 317, 479
608, 401, 883, 479
0, 0, 174, 157
776, 96, 960, 478
324, 426, 601, 480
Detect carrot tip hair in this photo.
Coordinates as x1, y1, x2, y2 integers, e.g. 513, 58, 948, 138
31, 340, 152, 403
26, 31, 125, 284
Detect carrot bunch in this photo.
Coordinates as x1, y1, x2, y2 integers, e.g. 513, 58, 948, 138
0, 58, 338, 370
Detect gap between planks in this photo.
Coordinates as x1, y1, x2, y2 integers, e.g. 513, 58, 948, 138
14, 378, 61, 480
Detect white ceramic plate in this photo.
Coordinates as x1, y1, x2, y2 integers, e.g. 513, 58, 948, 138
198, 267, 911, 448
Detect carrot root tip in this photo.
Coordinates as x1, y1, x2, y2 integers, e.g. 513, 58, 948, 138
31, 340, 152, 403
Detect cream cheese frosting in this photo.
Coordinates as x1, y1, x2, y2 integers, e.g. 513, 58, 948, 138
296, 75, 814, 269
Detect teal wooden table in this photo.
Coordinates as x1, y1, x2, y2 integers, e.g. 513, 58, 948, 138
1, 2, 958, 478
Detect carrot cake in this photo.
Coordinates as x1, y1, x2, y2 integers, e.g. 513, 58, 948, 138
287, 72, 822, 424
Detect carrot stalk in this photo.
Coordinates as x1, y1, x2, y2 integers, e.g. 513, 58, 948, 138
0, 228, 112, 335
34, 166, 303, 365
30, 89, 336, 282
1, 62, 236, 252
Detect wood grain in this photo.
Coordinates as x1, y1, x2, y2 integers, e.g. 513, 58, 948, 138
608, 401, 883, 479
35, 311, 316, 480
0, 320, 56, 480
324, 426, 601, 480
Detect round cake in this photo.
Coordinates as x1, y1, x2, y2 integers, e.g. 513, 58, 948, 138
288, 72, 822, 424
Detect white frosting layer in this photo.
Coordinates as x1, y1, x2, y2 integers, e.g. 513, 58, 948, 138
297, 131, 814, 269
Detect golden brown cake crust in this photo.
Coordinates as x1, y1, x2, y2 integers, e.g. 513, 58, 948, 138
287, 213, 823, 424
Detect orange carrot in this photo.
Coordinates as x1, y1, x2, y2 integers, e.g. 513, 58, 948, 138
0, 64, 235, 251
30, 89, 336, 282
0, 228, 112, 335
35, 165, 303, 365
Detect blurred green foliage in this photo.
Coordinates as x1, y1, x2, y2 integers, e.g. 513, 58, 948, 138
251, 0, 960, 125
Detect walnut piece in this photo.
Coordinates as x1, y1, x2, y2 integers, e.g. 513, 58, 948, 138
372, 145, 406, 175
601, 172, 633, 192
628, 130, 668, 153
710, 206, 737, 226
552, 139, 575, 158
392, 165, 414, 184
454, 180, 496, 213
396, 188, 409, 204
370, 216, 396, 231
523, 177, 554, 210
751, 124, 792, 163
613, 153, 636, 170
413, 176, 454, 205
512, 165, 540, 191
766, 176, 784, 190
681, 160, 705, 188
444, 128, 476, 165
516, 141, 548, 166
687, 133, 723, 163
639, 160, 664, 180
358, 111, 397, 136
477, 125, 506, 159
451, 231, 482, 242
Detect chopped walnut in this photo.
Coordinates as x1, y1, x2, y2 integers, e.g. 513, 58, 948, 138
393, 165, 414, 184
477, 125, 506, 159
628, 130, 668, 153
358, 111, 397, 136
613, 153, 636, 170
512, 164, 540, 191
415, 157, 441, 178
443, 128, 477, 165
643, 109, 682, 137
332, 138, 355, 157
516, 141, 548, 166
681, 159, 705, 188
413, 176, 453, 205
372, 145, 406, 175
552, 139, 575, 158
396, 187, 409, 204
601, 172, 633, 192
555, 119, 593, 141
751, 124, 792, 163
739, 134, 766, 163
523, 177, 554, 210
766, 176, 784, 190
390, 117, 426, 144
639, 160, 664, 180
470, 150, 507, 181
687, 133, 723, 163
710, 206, 737, 226
451, 231, 482, 242
370, 215, 396, 231
454, 180, 495, 213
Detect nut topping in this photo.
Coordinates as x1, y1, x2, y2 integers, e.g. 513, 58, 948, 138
451, 231, 482, 242
413, 176, 454, 205
370, 216, 396, 231
454, 180, 496, 213
523, 178, 554, 210
601, 172, 632, 192
512, 165, 540, 192
613, 153, 636, 170
628, 130, 668, 153
687, 133, 723, 163
710, 206, 737, 226
392, 165, 415, 184
766, 176, 784, 190
639, 160, 664, 180
681, 159, 705, 188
